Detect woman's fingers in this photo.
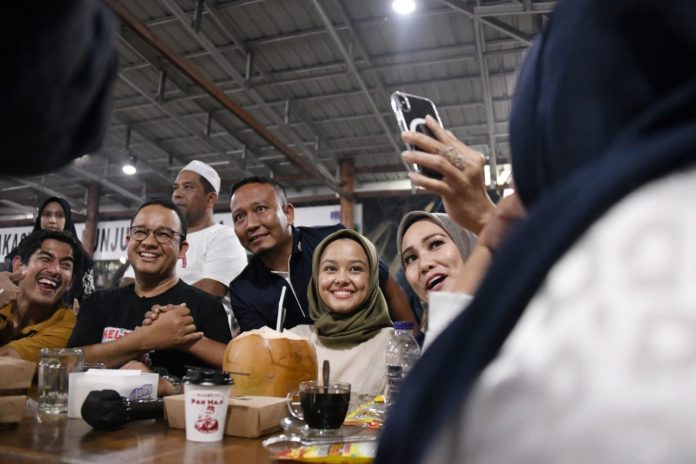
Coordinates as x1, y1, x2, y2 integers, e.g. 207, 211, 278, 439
403, 124, 485, 173
408, 172, 452, 197
404, 145, 494, 234
402, 150, 462, 180
401, 129, 442, 154
424, 115, 452, 142
423, 115, 473, 154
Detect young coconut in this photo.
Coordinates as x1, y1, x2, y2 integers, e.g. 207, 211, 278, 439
223, 327, 318, 397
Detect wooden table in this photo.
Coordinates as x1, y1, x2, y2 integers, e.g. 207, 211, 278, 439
0, 413, 273, 463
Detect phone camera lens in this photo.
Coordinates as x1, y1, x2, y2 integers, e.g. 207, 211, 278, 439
399, 96, 411, 112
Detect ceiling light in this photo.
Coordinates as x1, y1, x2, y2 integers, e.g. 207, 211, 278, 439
122, 156, 137, 175
392, 0, 416, 14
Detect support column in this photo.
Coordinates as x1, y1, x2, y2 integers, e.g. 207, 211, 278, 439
339, 159, 355, 230
82, 183, 100, 258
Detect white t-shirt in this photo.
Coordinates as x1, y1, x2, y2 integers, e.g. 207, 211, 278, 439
124, 223, 247, 286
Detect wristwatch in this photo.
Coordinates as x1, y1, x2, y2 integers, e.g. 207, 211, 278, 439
161, 375, 184, 395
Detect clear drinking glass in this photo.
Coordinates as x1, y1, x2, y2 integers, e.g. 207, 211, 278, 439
286, 380, 351, 431
37, 348, 84, 414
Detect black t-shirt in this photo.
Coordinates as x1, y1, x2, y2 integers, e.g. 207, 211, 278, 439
68, 280, 231, 377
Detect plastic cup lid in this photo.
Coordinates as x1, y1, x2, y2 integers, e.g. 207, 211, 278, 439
182, 367, 233, 386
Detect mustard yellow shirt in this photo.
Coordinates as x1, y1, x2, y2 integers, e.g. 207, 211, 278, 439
0, 303, 76, 363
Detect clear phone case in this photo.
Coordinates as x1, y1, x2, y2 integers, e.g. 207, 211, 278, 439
390, 91, 444, 179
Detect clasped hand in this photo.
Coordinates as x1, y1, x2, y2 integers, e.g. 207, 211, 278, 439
135, 303, 203, 350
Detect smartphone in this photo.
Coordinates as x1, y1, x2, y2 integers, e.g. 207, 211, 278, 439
390, 91, 444, 179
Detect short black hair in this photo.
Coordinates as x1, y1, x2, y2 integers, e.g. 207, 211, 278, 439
130, 198, 187, 240
14, 230, 83, 278
229, 176, 288, 205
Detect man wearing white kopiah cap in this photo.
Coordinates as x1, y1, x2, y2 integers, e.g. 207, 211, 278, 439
122, 160, 247, 307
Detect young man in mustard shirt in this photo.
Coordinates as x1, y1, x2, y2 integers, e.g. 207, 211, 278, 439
0, 230, 82, 362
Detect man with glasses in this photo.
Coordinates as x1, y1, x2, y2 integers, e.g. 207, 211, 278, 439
122, 161, 247, 301
121, 160, 247, 334
68, 199, 231, 395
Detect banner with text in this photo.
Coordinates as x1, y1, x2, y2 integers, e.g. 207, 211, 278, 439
0, 204, 361, 261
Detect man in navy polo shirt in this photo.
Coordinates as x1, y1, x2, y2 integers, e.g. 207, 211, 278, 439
228, 177, 415, 332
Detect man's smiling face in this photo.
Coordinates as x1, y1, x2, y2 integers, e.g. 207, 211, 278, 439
13, 239, 74, 308
127, 204, 187, 280
230, 182, 294, 257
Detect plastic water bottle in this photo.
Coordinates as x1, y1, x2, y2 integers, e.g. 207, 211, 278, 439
385, 321, 421, 405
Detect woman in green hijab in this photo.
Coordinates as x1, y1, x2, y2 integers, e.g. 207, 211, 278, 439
290, 229, 393, 396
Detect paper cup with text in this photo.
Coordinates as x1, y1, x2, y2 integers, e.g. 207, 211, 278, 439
182, 368, 233, 442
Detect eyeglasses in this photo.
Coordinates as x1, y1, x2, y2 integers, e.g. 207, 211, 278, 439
129, 226, 183, 244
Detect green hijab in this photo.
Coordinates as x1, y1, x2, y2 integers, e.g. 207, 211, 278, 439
307, 229, 392, 348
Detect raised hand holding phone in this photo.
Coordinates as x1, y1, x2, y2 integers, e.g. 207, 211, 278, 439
401, 115, 495, 235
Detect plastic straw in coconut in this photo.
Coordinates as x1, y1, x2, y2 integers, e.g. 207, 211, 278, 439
276, 286, 287, 332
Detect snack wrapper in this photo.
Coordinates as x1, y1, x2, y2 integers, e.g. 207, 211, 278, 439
344, 395, 385, 429
276, 442, 377, 463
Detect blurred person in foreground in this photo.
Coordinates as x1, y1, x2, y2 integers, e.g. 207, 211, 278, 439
1, 1, 116, 307
1, 1, 117, 307
2, 2, 117, 175
289, 229, 393, 396
377, 1, 696, 463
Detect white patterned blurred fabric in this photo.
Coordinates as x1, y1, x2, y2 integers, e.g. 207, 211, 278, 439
424, 291, 472, 353
425, 167, 696, 463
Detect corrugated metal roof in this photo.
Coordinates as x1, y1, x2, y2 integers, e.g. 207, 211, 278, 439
0, 0, 553, 222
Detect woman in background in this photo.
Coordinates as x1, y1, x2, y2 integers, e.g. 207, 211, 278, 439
4, 197, 94, 308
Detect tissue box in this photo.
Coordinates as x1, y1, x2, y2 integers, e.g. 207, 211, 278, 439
0, 358, 36, 426
165, 393, 286, 438
68, 369, 158, 418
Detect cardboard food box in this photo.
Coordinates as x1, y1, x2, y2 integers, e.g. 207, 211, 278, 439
0, 395, 28, 425
165, 392, 287, 438
0, 357, 36, 425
